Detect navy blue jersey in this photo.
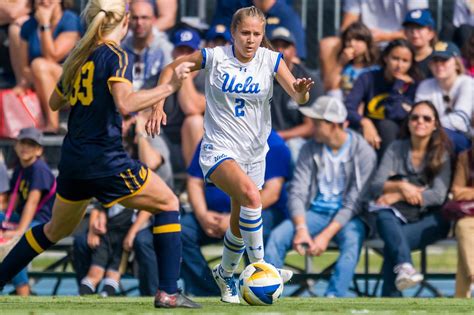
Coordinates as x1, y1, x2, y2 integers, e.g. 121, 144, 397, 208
9, 159, 55, 223
56, 42, 136, 179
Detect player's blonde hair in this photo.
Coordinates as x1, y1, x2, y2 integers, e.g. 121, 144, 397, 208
61, 0, 128, 100
230, 6, 274, 50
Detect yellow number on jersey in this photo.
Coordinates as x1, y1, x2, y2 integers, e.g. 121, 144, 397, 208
70, 61, 95, 106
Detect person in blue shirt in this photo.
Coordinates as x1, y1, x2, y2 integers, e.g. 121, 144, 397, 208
0, 0, 198, 308
181, 130, 291, 296
345, 39, 422, 157
15, 0, 82, 133
0, 127, 55, 296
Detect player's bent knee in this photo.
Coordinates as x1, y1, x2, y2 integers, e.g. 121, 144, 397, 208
240, 183, 261, 208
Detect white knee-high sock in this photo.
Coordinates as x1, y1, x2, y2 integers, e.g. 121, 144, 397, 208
220, 229, 245, 277
239, 206, 264, 263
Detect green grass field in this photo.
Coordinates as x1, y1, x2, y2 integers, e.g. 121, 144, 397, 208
0, 296, 472, 314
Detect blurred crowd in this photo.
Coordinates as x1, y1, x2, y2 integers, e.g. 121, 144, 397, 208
0, 0, 473, 299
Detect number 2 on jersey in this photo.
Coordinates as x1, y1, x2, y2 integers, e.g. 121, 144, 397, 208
234, 98, 245, 117
70, 61, 95, 106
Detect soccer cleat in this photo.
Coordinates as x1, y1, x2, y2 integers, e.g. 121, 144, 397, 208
277, 268, 294, 283
212, 264, 240, 304
154, 289, 201, 308
394, 263, 423, 291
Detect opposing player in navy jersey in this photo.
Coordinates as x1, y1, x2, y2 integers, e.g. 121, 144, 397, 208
149, 6, 314, 304
0, 0, 198, 308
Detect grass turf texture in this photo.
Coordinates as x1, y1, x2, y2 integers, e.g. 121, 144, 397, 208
0, 297, 472, 314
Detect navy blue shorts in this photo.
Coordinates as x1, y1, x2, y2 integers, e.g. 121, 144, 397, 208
56, 164, 150, 208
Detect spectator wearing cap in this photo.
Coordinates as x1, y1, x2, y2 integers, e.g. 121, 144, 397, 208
415, 41, 473, 153
14, 0, 81, 133
0, 127, 55, 296
122, 0, 173, 91
265, 96, 377, 297
269, 26, 323, 163
403, 9, 437, 78
159, 28, 206, 170
205, 24, 232, 48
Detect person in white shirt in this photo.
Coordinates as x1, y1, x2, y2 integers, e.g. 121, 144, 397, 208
147, 6, 314, 304
415, 41, 474, 153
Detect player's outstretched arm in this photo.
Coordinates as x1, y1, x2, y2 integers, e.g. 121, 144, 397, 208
275, 58, 314, 105
111, 61, 195, 116
145, 51, 202, 136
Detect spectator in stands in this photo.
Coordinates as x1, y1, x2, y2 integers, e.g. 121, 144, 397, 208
269, 26, 323, 162
319, 0, 427, 85
0, 127, 55, 296
78, 202, 134, 297
14, 0, 81, 133
0, 0, 31, 85
346, 39, 421, 156
0, 154, 8, 211
153, 0, 177, 32
181, 130, 291, 296
73, 112, 172, 296
415, 41, 473, 154
403, 9, 437, 78
265, 96, 377, 297
123, 0, 173, 84
205, 24, 232, 48
324, 22, 380, 98
461, 32, 474, 77
371, 101, 452, 297
161, 28, 206, 170
450, 145, 474, 298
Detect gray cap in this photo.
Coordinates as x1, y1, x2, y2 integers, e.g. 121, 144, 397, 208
299, 96, 347, 123
269, 27, 296, 45
17, 127, 43, 145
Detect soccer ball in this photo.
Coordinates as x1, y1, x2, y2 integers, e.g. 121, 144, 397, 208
238, 262, 283, 306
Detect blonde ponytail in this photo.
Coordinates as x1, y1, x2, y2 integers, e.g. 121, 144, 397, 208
61, 0, 127, 100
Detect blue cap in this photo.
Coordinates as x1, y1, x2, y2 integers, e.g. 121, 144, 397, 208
171, 28, 201, 50
431, 41, 461, 59
206, 24, 231, 42
403, 9, 435, 28
17, 127, 42, 145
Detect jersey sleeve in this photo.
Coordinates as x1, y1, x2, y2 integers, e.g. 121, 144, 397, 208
266, 49, 283, 76
201, 47, 215, 71
106, 44, 133, 88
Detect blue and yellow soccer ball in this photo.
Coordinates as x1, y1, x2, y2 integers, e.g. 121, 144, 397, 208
238, 262, 283, 306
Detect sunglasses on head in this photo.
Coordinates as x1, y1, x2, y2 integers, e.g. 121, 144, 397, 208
409, 114, 434, 123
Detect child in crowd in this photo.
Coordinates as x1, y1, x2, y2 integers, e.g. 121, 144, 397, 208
0, 127, 55, 296
325, 22, 380, 100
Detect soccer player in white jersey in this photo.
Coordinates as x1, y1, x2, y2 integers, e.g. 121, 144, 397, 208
147, 6, 314, 304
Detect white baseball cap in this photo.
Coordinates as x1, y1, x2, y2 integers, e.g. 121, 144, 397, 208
299, 96, 347, 123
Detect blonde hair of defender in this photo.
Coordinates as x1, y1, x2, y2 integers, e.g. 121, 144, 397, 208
231, 6, 274, 50
61, 0, 127, 100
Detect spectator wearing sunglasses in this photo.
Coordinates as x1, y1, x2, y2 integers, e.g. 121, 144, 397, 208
415, 41, 473, 153
369, 100, 452, 297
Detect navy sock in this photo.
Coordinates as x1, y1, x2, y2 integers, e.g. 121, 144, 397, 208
153, 211, 181, 294
0, 224, 54, 285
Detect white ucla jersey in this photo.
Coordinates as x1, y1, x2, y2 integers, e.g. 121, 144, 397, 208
200, 45, 282, 163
